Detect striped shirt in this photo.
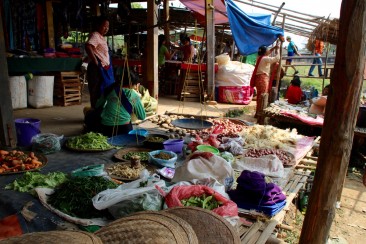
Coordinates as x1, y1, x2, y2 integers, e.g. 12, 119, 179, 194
87, 32, 110, 67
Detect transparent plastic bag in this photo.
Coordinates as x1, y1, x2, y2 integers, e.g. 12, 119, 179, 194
31, 133, 64, 154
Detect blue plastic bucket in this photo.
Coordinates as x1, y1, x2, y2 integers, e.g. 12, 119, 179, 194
14, 118, 41, 147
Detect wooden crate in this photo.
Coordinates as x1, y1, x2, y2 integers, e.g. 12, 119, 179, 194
178, 70, 205, 101
54, 71, 82, 106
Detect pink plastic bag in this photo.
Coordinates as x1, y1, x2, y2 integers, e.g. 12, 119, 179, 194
165, 185, 238, 217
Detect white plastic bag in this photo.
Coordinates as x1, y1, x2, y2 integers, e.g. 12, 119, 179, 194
172, 152, 234, 189
92, 173, 166, 218
233, 155, 285, 178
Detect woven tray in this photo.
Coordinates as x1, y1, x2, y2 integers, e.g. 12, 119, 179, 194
164, 207, 241, 244
95, 212, 191, 244
0, 152, 48, 175
1, 230, 102, 244
129, 211, 199, 244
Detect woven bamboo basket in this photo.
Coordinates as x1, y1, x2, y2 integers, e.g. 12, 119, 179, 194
310, 19, 339, 45
95, 211, 193, 244
1, 230, 102, 244
164, 206, 241, 244
130, 211, 199, 244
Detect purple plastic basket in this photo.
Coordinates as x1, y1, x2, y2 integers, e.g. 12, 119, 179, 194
163, 139, 184, 153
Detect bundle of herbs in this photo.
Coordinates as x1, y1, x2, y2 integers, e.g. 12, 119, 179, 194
47, 176, 117, 219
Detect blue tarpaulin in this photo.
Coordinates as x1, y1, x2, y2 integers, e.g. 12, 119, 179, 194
226, 0, 284, 55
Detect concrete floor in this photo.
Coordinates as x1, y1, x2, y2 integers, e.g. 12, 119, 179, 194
13, 88, 257, 137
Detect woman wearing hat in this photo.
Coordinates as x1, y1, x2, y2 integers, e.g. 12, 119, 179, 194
250, 44, 280, 117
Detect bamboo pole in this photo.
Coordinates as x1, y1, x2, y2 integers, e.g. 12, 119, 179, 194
272, 14, 285, 102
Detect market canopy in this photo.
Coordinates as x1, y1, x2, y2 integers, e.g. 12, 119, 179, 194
180, 0, 229, 24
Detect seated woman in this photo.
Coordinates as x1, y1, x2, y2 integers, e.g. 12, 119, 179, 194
309, 85, 330, 115
88, 81, 146, 137
285, 76, 304, 104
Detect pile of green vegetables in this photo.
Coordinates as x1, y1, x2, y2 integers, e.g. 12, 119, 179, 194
66, 132, 111, 150
122, 151, 149, 161
48, 176, 117, 219
181, 194, 223, 210
5, 171, 67, 193
224, 108, 247, 118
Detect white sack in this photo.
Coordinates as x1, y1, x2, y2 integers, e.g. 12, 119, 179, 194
9, 76, 27, 109
28, 76, 54, 108
215, 61, 254, 87
233, 155, 285, 178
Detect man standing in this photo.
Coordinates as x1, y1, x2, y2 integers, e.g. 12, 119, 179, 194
308, 39, 324, 77
284, 36, 300, 75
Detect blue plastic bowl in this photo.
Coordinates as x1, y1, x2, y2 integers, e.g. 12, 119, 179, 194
148, 150, 178, 168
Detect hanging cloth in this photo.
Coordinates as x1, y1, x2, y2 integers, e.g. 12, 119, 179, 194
98, 57, 115, 94
249, 56, 263, 94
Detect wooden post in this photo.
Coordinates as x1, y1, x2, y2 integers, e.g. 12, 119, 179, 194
299, 0, 366, 243
205, 0, 215, 100
146, 0, 159, 99
0, 11, 16, 147
272, 14, 286, 102
163, 0, 170, 44
45, 1, 55, 49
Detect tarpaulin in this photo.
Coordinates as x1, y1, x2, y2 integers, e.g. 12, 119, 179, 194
180, 0, 228, 24
226, 0, 284, 55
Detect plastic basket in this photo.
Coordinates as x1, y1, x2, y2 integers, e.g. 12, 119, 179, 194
163, 139, 184, 153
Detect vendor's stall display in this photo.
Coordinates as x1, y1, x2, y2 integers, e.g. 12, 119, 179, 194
243, 148, 295, 167
5, 171, 67, 193
106, 162, 147, 181
240, 125, 298, 150
164, 207, 241, 244
228, 170, 286, 217
107, 134, 145, 147
65, 132, 113, 151
47, 176, 118, 219
148, 150, 178, 168
0, 150, 47, 174
143, 134, 169, 149
113, 148, 151, 162
1, 230, 103, 244
95, 211, 198, 244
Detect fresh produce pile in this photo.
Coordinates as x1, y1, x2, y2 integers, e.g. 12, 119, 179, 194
146, 136, 166, 143
66, 132, 112, 150
5, 171, 67, 193
243, 148, 295, 166
153, 151, 173, 160
180, 194, 223, 210
121, 151, 149, 161
199, 119, 244, 137
224, 108, 246, 118
48, 176, 117, 219
107, 163, 146, 180
0, 150, 44, 174
149, 115, 194, 139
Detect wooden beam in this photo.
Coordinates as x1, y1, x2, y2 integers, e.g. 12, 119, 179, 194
0, 10, 16, 147
46, 1, 55, 49
146, 0, 159, 99
205, 0, 215, 100
163, 0, 170, 44
299, 0, 366, 243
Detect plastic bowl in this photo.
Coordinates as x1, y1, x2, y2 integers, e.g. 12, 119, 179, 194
144, 134, 169, 150
196, 145, 220, 155
128, 129, 149, 137
148, 150, 178, 168
163, 139, 184, 153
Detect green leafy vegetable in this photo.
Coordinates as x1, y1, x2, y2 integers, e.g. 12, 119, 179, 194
66, 132, 111, 150
5, 171, 68, 193
181, 193, 223, 210
47, 176, 118, 219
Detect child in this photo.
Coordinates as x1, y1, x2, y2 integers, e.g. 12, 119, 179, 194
286, 76, 304, 104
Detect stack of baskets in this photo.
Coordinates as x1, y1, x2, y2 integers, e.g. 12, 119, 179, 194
95, 207, 241, 244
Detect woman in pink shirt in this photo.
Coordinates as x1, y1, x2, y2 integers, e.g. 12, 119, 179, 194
85, 16, 114, 108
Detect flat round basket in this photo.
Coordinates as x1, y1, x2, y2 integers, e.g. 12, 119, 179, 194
164, 207, 241, 244
129, 211, 199, 244
1, 230, 102, 244
95, 212, 190, 244
113, 147, 151, 161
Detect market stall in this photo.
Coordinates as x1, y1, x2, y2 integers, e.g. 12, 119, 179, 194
0, 114, 317, 243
